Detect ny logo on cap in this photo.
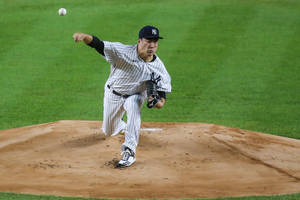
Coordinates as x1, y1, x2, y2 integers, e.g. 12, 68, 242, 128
152, 29, 157, 35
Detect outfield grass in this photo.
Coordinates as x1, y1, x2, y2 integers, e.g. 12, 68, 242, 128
0, 0, 300, 199
0, 192, 300, 200
0, 0, 300, 137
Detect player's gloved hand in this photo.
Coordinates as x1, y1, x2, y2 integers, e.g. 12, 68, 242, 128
147, 95, 160, 108
146, 72, 161, 109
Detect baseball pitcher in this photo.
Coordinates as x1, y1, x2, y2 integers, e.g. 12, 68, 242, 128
73, 25, 171, 168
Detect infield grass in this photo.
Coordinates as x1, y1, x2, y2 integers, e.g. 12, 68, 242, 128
0, 0, 300, 199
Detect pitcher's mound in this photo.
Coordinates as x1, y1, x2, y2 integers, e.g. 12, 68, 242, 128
0, 120, 300, 198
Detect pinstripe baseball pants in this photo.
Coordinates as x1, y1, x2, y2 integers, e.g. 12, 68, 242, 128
102, 86, 146, 154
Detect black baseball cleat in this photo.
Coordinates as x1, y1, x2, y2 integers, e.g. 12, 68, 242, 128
116, 148, 136, 168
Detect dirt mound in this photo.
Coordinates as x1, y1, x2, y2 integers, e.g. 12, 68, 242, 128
0, 120, 299, 199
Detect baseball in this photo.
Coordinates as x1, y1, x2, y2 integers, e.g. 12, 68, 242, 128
58, 8, 67, 16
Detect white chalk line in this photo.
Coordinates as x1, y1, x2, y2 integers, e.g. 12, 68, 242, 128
140, 128, 163, 132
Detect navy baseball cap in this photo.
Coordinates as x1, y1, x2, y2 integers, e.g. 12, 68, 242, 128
138, 25, 163, 40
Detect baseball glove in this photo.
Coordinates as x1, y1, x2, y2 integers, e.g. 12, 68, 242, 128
146, 72, 161, 108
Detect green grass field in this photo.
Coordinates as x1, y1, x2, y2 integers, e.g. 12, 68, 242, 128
0, 0, 300, 199
0, 192, 300, 200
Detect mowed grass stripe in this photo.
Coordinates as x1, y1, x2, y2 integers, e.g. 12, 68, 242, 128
0, 192, 300, 200
146, 1, 259, 122
0, 1, 105, 129
0, 2, 49, 104
192, 3, 300, 136
141, 0, 214, 121
0, 3, 59, 128
0, 0, 103, 129
257, 6, 300, 138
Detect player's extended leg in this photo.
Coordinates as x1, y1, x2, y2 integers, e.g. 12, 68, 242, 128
102, 87, 127, 136
122, 93, 146, 154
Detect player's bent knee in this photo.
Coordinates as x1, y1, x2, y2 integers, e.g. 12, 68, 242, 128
102, 125, 124, 137
102, 126, 113, 136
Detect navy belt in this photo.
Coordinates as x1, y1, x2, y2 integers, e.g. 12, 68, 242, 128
107, 85, 130, 98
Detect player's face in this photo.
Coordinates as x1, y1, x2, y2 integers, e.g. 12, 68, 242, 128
138, 38, 159, 57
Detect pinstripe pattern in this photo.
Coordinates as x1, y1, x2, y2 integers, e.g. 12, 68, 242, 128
101, 41, 171, 154
103, 41, 171, 94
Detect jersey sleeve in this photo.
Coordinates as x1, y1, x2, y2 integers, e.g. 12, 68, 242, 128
153, 61, 172, 94
157, 73, 171, 94
103, 41, 124, 64
88, 36, 104, 56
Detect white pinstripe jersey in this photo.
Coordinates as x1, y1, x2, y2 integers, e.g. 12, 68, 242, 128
102, 41, 171, 95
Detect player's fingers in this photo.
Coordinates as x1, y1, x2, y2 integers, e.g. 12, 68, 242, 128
78, 34, 86, 42
75, 37, 82, 42
73, 33, 83, 42
148, 96, 153, 101
72, 33, 77, 39
73, 34, 78, 42
79, 35, 86, 41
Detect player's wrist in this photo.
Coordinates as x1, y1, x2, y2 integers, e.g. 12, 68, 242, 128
83, 34, 93, 44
